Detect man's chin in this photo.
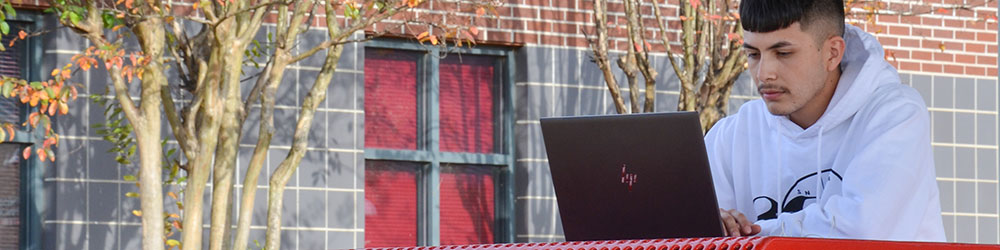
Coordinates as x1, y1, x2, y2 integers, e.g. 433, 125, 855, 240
764, 103, 793, 116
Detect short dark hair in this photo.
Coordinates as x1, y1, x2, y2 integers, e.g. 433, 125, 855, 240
740, 0, 845, 41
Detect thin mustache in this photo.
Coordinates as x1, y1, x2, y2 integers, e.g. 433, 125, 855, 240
757, 85, 788, 93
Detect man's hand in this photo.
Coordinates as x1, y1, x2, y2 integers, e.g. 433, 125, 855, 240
720, 208, 762, 237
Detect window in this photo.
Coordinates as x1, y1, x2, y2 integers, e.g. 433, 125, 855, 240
0, 19, 41, 250
363, 43, 514, 247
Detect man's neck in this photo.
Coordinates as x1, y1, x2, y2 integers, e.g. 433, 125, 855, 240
789, 69, 842, 129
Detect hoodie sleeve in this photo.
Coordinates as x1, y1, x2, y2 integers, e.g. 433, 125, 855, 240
705, 116, 737, 210
756, 96, 945, 241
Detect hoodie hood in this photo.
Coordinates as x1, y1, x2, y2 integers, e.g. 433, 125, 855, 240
767, 24, 899, 138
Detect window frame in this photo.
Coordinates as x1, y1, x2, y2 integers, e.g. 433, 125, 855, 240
362, 40, 516, 246
1, 12, 45, 250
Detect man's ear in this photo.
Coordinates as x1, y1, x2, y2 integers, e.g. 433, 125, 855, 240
824, 36, 846, 72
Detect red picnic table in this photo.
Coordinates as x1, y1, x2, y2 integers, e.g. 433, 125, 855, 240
363, 237, 1000, 250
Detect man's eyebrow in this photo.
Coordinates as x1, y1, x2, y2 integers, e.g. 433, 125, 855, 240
742, 43, 759, 50
767, 41, 793, 50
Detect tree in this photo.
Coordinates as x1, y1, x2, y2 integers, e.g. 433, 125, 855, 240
0, 0, 498, 250
587, 0, 996, 131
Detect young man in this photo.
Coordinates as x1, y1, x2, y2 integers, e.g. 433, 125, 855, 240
705, 0, 945, 241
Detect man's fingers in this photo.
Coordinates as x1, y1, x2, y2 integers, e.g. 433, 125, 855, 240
735, 212, 752, 234
750, 224, 762, 235
719, 210, 741, 236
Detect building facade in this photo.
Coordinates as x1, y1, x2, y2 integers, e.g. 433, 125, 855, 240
0, 0, 996, 249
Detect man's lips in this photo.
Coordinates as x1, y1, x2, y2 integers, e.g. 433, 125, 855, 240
759, 89, 786, 101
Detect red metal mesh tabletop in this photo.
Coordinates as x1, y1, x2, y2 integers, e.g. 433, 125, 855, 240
361, 237, 1000, 250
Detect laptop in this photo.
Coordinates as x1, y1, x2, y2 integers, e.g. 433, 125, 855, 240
540, 111, 726, 241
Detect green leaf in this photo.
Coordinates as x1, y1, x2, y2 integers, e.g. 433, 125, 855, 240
29, 81, 41, 89
45, 88, 55, 98
0, 22, 8, 35
166, 148, 176, 158
4, 3, 16, 19
67, 11, 81, 25
123, 175, 136, 181
127, 144, 136, 156
125, 192, 139, 198
166, 239, 180, 247
2, 82, 13, 97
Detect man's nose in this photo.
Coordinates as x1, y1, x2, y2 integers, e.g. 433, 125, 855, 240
755, 57, 778, 83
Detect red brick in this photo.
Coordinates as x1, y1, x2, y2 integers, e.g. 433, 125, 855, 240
521, 0, 548, 7
878, 37, 898, 47
977, 32, 997, 43
933, 52, 954, 62
514, 32, 537, 44
912, 51, 933, 61
912, 27, 931, 36
511, 7, 537, 18
551, 0, 576, 9
921, 17, 942, 26
889, 50, 910, 60
879, 14, 900, 23
922, 63, 943, 73
889, 25, 910, 36
944, 19, 965, 29
932, 29, 954, 39
900, 38, 920, 48
989, 44, 998, 53
567, 37, 591, 48
899, 61, 921, 71
486, 30, 512, 43
966, 66, 986, 76
540, 9, 564, 20
540, 34, 563, 46
977, 55, 997, 65
955, 9, 977, 18
967, 20, 987, 30
944, 64, 963, 74
525, 21, 552, 33
553, 23, 578, 34
990, 69, 998, 77
966, 43, 986, 53
956, 54, 977, 64
955, 31, 976, 40
566, 11, 590, 23
501, 19, 525, 30
901, 15, 921, 25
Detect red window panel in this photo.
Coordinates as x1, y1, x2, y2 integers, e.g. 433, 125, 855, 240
364, 49, 420, 150
0, 26, 23, 124
438, 55, 496, 154
0, 145, 21, 250
439, 165, 495, 245
364, 160, 420, 248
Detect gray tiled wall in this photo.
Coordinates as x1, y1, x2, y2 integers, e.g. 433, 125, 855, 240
904, 73, 1000, 244
44, 15, 367, 250
512, 45, 1000, 244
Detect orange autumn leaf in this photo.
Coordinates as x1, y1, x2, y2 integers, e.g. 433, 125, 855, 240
476, 7, 486, 17
5, 125, 13, 141
48, 102, 57, 116
416, 31, 429, 40
172, 220, 182, 230
18, 30, 27, 40
22, 146, 30, 160
36, 148, 46, 162
938, 42, 946, 52
59, 102, 69, 115
167, 192, 178, 200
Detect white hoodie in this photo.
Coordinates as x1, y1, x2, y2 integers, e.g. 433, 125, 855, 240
705, 25, 946, 241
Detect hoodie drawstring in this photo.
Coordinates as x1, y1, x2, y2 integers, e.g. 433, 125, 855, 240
816, 125, 824, 200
